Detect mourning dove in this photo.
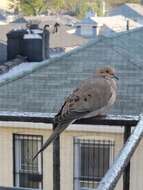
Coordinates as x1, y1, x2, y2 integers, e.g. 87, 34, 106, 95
33, 66, 118, 160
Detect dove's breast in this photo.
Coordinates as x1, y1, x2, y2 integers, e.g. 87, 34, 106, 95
83, 77, 117, 118
83, 91, 116, 118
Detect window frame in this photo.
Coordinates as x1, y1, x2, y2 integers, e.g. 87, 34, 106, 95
13, 134, 43, 189
73, 138, 115, 190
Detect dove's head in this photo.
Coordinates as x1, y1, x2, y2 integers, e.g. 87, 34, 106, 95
96, 66, 118, 80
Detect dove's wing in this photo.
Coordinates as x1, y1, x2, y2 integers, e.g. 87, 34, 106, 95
56, 76, 113, 122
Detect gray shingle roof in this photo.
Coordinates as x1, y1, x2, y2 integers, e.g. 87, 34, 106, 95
0, 28, 143, 116
107, 3, 143, 19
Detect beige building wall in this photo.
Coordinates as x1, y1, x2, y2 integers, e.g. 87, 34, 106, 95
0, 122, 53, 190
130, 139, 143, 190
0, 122, 142, 190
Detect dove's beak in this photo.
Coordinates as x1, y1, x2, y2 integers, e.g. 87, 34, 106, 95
113, 75, 119, 80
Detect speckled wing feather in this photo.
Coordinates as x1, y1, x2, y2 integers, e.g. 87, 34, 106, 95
55, 77, 113, 122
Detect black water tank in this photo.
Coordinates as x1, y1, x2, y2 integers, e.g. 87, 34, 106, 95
7, 29, 27, 60
23, 33, 43, 62
30, 26, 50, 59
31, 25, 50, 59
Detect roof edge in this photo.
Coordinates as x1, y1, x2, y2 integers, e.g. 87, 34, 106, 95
0, 38, 100, 87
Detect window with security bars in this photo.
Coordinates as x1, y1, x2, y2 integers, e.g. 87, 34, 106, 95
13, 134, 43, 189
74, 138, 115, 190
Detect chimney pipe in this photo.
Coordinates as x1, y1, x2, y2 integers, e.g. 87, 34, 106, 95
126, 19, 130, 31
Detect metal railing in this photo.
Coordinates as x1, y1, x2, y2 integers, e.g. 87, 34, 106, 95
0, 111, 141, 190
0, 187, 39, 190
97, 115, 143, 190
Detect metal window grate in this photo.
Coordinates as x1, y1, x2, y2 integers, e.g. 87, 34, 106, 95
13, 134, 43, 189
74, 138, 115, 190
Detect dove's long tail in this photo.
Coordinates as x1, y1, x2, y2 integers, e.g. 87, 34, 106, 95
32, 121, 70, 160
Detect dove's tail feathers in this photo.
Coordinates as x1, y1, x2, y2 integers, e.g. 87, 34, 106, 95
32, 121, 70, 160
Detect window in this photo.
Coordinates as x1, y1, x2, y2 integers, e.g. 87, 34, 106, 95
74, 138, 114, 190
13, 134, 43, 189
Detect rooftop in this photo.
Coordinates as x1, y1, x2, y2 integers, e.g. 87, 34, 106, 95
0, 27, 142, 115
107, 3, 143, 19
92, 15, 141, 36
0, 21, 88, 63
